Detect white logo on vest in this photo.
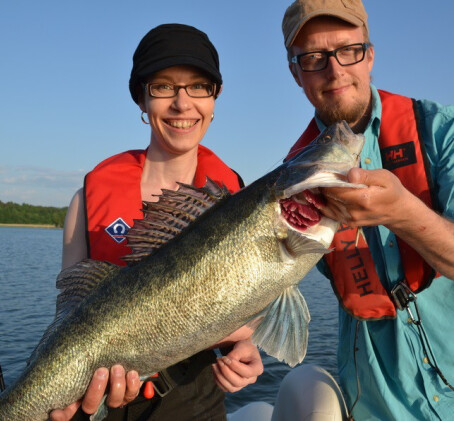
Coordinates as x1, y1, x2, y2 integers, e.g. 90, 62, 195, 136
105, 217, 131, 244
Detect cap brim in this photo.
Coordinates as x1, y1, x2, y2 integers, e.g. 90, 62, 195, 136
285, 10, 364, 48
136, 56, 222, 85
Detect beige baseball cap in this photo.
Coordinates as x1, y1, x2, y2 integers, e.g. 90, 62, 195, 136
282, 0, 369, 48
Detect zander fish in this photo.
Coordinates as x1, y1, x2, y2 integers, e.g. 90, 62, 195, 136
0, 121, 364, 420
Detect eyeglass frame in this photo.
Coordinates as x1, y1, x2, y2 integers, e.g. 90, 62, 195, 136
143, 82, 217, 98
290, 43, 371, 72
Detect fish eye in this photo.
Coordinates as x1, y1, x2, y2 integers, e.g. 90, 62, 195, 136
317, 135, 331, 144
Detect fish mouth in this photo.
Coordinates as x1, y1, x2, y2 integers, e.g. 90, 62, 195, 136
279, 189, 326, 232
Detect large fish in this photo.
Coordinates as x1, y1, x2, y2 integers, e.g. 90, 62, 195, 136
0, 121, 364, 420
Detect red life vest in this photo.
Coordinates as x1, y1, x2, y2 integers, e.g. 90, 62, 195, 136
84, 144, 243, 266
287, 90, 438, 320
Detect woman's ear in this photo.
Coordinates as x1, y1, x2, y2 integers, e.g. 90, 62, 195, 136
138, 100, 147, 113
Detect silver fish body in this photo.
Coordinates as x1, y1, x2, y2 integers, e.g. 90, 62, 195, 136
0, 121, 364, 420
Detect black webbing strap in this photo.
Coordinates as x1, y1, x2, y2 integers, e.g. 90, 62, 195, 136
148, 366, 183, 398
391, 282, 454, 392
347, 320, 361, 420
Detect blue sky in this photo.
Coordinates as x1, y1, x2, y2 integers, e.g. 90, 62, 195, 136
1, 0, 453, 207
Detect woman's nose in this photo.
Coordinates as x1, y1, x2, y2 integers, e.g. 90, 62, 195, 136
171, 87, 192, 111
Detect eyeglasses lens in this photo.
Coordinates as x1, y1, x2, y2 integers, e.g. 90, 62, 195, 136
298, 44, 366, 72
148, 83, 214, 98
336, 45, 365, 65
186, 84, 214, 97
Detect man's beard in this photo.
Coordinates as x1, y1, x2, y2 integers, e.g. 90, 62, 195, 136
315, 96, 369, 128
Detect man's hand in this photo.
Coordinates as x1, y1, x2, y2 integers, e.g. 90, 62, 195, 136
320, 167, 454, 279
212, 339, 263, 393
49, 365, 141, 420
320, 167, 410, 228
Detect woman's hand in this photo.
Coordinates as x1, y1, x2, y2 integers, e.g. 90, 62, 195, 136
49, 365, 141, 420
212, 339, 263, 393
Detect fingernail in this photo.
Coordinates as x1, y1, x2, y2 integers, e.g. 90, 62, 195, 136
222, 357, 231, 365
218, 359, 225, 367
113, 366, 123, 376
96, 368, 108, 379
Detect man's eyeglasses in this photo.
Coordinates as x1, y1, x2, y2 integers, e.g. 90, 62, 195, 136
291, 43, 370, 72
144, 82, 216, 98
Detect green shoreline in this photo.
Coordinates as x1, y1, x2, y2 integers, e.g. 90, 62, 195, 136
0, 223, 61, 229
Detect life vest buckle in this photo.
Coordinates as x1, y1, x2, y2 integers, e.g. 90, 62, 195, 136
146, 369, 177, 398
390, 282, 414, 311
391, 282, 418, 323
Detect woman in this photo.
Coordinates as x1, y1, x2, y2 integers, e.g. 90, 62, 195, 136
50, 24, 263, 421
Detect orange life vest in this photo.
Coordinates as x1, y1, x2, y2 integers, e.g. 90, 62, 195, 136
287, 90, 438, 320
84, 144, 243, 266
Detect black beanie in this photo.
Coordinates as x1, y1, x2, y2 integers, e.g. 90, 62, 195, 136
129, 23, 222, 104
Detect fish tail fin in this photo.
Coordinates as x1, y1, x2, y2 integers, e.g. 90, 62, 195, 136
251, 285, 310, 367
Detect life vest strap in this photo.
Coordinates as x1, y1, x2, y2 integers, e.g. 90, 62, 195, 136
147, 370, 177, 398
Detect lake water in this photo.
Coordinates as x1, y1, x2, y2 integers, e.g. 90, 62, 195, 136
0, 226, 339, 413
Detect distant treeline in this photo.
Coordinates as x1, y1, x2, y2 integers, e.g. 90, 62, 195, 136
0, 201, 68, 228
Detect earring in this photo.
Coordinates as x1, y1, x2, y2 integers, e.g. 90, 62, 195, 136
141, 111, 150, 125
211, 113, 214, 122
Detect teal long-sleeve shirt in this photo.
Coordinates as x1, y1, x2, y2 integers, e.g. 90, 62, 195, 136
315, 85, 454, 420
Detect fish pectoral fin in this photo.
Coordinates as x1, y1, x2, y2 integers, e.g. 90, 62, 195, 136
251, 285, 310, 367
281, 229, 330, 259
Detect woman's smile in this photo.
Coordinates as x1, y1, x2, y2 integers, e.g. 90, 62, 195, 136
164, 119, 199, 130
140, 65, 216, 156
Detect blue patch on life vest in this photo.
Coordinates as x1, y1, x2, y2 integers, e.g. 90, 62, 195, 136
105, 217, 131, 244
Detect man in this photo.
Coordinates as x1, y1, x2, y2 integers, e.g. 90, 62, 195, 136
273, 0, 454, 419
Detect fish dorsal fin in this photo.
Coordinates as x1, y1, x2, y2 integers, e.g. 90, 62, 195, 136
250, 285, 311, 367
123, 177, 230, 264
55, 259, 120, 314
27, 259, 119, 365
